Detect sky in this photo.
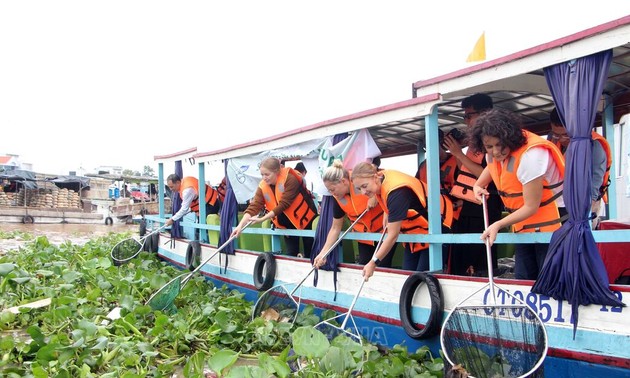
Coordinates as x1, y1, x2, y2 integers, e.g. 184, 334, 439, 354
2, 1, 630, 181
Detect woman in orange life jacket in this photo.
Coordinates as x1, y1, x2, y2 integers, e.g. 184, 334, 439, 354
443, 93, 503, 277
230, 157, 318, 258
165, 174, 221, 227
471, 108, 565, 280
351, 162, 454, 280
313, 159, 395, 268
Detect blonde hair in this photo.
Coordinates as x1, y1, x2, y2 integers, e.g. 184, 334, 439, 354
322, 159, 349, 183
260, 157, 282, 172
351, 162, 378, 180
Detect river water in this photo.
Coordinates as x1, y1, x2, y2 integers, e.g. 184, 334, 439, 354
0, 223, 138, 255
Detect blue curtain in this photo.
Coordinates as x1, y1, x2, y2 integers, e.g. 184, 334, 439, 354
532, 50, 624, 337
311, 133, 349, 289
219, 159, 238, 255
170, 160, 183, 238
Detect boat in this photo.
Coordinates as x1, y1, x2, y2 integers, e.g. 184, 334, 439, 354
146, 16, 630, 377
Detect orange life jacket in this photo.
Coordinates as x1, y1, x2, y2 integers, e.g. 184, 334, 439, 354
551, 131, 612, 204
334, 180, 384, 245
180, 176, 219, 214
591, 132, 612, 203
259, 167, 317, 230
417, 154, 462, 220
377, 169, 453, 253
450, 149, 484, 204
217, 177, 227, 203
487, 131, 565, 233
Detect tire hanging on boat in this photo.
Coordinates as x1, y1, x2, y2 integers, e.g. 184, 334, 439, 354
22, 215, 34, 224
399, 272, 444, 339
150, 232, 160, 253
252, 252, 276, 291
185, 241, 201, 271
105, 217, 113, 226
139, 219, 147, 236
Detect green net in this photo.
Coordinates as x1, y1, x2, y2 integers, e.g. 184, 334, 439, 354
252, 284, 300, 323
146, 275, 184, 312
110, 238, 143, 265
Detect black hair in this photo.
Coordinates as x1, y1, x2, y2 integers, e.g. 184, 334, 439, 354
469, 108, 527, 154
549, 107, 562, 126
461, 93, 493, 111
166, 173, 181, 183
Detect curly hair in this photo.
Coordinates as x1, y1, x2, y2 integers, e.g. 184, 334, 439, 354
469, 108, 527, 154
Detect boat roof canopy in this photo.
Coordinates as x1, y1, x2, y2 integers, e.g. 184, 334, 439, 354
157, 16, 630, 164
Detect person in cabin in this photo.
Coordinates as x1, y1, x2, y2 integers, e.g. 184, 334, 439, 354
230, 157, 318, 258
416, 129, 462, 272
216, 177, 227, 203
313, 160, 395, 268
548, 107, 611, 227
443, 93, 503, 277
294, 162, 307, 177
164, 174, 221, 227
471, 108, 565, 280
351, 161, 454, 279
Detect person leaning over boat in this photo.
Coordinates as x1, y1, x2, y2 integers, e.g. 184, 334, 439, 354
164, 174, 221, 227
230, 157, 318, 258
351, 162, 454, 279
471, 108, 565, 280
548, 107, 611, 227
443, 93, 503, 277
313, 159, 395, 268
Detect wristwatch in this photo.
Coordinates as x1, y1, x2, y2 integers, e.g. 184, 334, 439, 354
372, 256, 381, 266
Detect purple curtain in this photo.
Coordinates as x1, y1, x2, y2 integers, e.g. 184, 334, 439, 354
311, 133, 349, 289
219, 159, 238, 255
170, 160, 183, 238
532, 50, 624, 337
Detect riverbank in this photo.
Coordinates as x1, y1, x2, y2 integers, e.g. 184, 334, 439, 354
0, 223, 137, 255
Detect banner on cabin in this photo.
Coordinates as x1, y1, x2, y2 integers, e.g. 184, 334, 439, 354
226, 130, 380, 203
226, 138, 326, 203
314, 129, 381, 197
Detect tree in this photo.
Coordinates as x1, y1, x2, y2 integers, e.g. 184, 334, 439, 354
143, 165, 155, 177
122, 169, 134, 176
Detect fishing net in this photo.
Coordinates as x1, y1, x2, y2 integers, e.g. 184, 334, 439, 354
146, 274, 185, 312
315, 312, 363, 345
110, 238, 143, 266
441, 301, 546, 378
252, 284, 301, 323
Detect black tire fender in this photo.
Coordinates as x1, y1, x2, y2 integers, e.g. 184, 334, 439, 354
22, 215, 34, 224
105, 216, 113, 226
185, 241, 201, 271
399, 272, 444, 339
139, 219, 147, 236
150, 232, 160, 253
143, 233, 154, 253
253, 252, 276, 291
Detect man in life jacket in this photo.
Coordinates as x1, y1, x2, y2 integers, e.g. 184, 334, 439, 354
549, 107, 611, 227
165, 174, 221, 227
442, 93, 503, 276
471, 108, 565, 280
231, 157, 318, 257
216, 177, 227, 203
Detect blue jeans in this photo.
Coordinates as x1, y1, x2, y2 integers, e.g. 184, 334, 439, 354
514, 243, 549, 280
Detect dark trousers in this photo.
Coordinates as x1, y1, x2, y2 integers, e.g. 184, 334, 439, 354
449, 215, 499, 276
402, 243, 450, 272
514, 242, 548, 280
284, 235, 314, 258
357, 242, 395, 268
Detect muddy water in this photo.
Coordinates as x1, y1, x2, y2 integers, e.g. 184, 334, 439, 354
0, 223, 138, 254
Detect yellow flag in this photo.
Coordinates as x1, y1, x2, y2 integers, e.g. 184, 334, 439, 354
466, 32, 486, 62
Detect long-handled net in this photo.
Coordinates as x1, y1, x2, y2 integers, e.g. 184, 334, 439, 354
146, 221, 253, 312
440, 197, 548, 378
110, 223, 168, 266
252, 209, 370, 323
314, 228, 387, 345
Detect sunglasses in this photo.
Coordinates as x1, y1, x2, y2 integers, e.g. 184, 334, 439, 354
463, 111, 480, 120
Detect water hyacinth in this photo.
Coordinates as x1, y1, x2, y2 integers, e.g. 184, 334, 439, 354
0, 231, 443, 377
